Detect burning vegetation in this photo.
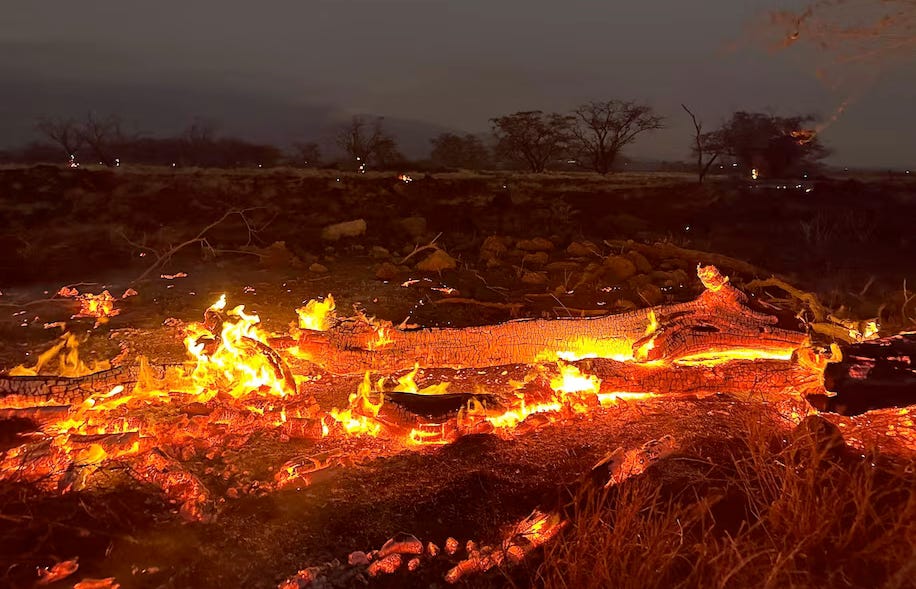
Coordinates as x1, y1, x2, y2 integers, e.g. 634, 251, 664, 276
2, 253, 915, 588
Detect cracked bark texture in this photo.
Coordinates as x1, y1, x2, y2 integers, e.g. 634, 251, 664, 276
296, 279, 806, 374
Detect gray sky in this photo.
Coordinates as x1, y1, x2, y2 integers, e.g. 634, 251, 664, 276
2, 1, 913, 167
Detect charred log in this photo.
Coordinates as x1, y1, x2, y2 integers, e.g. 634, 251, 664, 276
295, 273, 806, 374
819, 332, 916, 415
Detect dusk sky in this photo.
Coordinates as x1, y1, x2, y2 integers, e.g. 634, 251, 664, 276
2, 1, 913, 167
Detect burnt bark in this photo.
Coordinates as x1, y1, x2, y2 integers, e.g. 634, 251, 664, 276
820, 333, 916, 415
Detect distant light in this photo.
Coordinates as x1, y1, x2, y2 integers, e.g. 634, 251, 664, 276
684, 225, 691, 232
732, 163, 738, 167
115, 158, 120, 167
172, 163, 176, 167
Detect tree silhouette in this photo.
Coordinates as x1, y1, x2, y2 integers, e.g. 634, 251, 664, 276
429, 133, 489, 170
335, 116, 400, 168
35, 117, 85, 160
491, 111, 573, 172
711, 111, 830, 178
681, 104, 721, 184
570, 100, 664, 174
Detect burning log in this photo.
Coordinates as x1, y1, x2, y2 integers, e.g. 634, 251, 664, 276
0, 363, 176, 408
294, 266, 806, 374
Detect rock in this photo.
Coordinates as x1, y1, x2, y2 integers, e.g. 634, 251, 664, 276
516, 237, 554, 252
257, 241, 301, 269
789, 415, 846, 457
479, 235, 510, 261
485, 257, 502, 269
416, 250, 457, 272
651, 269, 689, 287
603, 255, 637, 282
627, 251, 653, 274
634, 283, 663, 306
566, 241, 598, 257
375, 262, 400, 281
321, 219, 366, 241
398, 216, 427, 239
545, 261, 582, 273
370, 246, 390, 259
521, 271, 548, 286
348, 551, 371, 566
309, 263, 329, 274
522, 251, 549, 266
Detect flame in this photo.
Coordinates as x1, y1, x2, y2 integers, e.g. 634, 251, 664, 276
549, 362, 600, 395
368, 324, 394, 350
296, 295, 335, 331
328, 372, 383, 436
697, 264, 729, 292
396, 364, 451, 395
184, 295, 294, 400
7, 333, 110, 377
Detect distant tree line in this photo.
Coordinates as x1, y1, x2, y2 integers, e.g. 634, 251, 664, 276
0, 100, 831, 180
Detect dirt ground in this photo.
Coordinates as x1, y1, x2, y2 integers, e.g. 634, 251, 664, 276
1, 166, 915, 588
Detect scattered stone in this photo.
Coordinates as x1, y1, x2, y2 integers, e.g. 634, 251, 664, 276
522, 251, 549, 266
370, 246, 390, 259
375, 262, 400, 281
635, 283, 663, 306
545, 261, 581, 273
398, 216, 427, 239
516, 237, 554, 252
309, 263, 329, 274
627, 251, 653, 274
790, 415, 846, 457
257, 241, 302, 269
566, 241, 598, 257
416, 250, 457, 272
479, 235, 510, 261
321, 219, 366, 241
521, 271, 548, 286
651, 269, 690, 287
348, 551, 370, 566
603, 255, 637, 282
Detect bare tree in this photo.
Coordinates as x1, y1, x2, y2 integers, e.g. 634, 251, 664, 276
35, 117, 85, 160
570, 101, 664, 174
681, 104, 721, 184
490, 111, 573, 173
335, 116, 400, 168
292, 141, 322, 167
183, 117, 219, 145
80, 113, 126, 166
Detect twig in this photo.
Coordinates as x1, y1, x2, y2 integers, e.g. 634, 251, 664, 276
400, 232, 443, 265
128, 209, 258, 284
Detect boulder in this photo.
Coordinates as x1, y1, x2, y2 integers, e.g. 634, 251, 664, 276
516, 237, 554, 252
566, 241, 598, 258
603, 255, 637, 282
309, 262, 329, 274
416, 250, 457, 272
321, 219, 366, 241
521, 271, 548, 286
399, 216, 428, 239
522, 251, 549, 266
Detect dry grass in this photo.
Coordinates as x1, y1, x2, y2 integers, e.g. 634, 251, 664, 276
536, 416, 916, 589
